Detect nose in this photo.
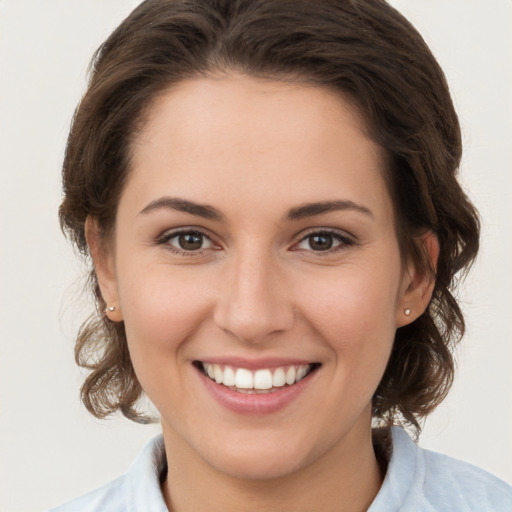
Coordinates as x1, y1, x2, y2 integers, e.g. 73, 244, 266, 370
213, 250, 294, 344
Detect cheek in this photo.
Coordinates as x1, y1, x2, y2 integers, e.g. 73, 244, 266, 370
296, 262, 401, 379
299, 263, 402, 335
117, 266, 217, 418
117, 265, 214, 365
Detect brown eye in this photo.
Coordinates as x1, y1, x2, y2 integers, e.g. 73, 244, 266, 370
294, 230, 354, 253
163, 230, 214, 252
178, 232, 204, 250
308, 234, 333, 251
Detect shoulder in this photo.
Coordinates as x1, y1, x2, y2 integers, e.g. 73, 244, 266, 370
370, 427, 512, 512
46, 476, 127, 512
421, 441, 512, 511
46, 435, 168, 512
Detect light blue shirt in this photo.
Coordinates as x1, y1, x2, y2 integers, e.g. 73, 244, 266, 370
48, 427, 512, 511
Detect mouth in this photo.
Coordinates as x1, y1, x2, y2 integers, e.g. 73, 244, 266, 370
194, 361, 321, 394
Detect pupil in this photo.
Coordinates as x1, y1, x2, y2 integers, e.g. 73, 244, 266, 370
179, 233, 202, 250
310, 234, 333, 251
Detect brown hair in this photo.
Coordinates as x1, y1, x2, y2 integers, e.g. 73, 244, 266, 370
60, 0, 480, 431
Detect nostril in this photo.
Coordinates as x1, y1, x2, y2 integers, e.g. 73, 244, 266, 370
212, 266, 294, 343
213, 305, 294, 344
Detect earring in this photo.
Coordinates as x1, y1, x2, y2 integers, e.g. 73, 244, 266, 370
107, 306, 116, 312
404, 308, 411, 316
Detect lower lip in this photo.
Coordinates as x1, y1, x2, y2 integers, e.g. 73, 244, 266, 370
196, 367, 317, 415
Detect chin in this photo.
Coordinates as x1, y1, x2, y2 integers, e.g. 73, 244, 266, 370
209, 443, 310, 481
194, 426, 325, 481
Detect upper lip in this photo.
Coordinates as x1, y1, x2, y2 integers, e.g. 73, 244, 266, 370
194, 357, 318, 370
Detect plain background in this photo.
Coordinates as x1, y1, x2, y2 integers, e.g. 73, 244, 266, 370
0, 1, 511, 511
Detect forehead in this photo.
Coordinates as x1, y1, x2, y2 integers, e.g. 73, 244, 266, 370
134, 73, 372, 160
126, 74, 391, 221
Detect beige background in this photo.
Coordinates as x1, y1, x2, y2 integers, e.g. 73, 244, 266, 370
0, 1, 511, 510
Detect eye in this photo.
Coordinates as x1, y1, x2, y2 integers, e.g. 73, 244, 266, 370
294, 230, 354, 252
159, 229, 214, 253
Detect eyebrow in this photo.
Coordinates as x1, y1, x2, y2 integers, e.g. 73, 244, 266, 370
138, 196, 373, 222
139, 197, 225, 221
286, 200, 373, 220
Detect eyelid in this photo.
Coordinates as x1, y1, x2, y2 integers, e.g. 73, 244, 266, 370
291, 227, 356, 252
155, 226, 355, 256
156, 226, 219, 255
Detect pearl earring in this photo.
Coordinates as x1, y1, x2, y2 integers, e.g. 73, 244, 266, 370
404, 308, 411, 316
107, 306, 116, 312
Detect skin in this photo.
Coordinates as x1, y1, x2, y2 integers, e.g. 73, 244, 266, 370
88, 74, 438, 512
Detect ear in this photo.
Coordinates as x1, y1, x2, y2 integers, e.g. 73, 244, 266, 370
85, 217, 123, 322
396, 231, 439, 327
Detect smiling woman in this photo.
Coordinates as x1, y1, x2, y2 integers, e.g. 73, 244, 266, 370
47, 0, 512, 511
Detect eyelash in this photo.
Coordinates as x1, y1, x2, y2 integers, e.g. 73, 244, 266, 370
292, 229, 356, 254
156, 229, 216, 256
156, 228, 356, 256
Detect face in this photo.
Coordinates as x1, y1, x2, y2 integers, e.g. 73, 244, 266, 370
95, 74, 427, 480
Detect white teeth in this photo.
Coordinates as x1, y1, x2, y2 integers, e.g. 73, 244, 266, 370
223, 366, 236, 386
235, 368, 254, 389
254, 369, 273, 390
201, 362, 314, 391
272, 367, 286, 387
296, 366, 308, 382
285, 366, 296, 385
214, 365, 223, 384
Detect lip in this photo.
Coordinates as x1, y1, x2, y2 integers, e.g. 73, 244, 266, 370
194, 360, 319, 415
197, 356, 314, 370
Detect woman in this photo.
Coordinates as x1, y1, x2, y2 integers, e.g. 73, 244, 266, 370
49, 0, 512, 510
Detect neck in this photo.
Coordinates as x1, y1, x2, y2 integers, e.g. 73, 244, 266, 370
161, 412, 384, 512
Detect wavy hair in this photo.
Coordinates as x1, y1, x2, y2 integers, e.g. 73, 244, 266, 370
59, 0, 480, 431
